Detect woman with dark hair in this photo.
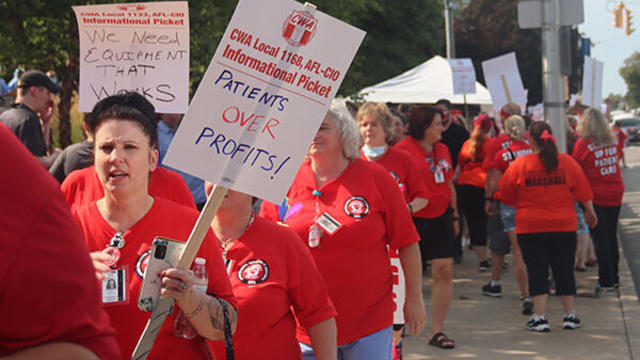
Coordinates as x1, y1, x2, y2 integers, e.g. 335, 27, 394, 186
573, 108, 625, 291
395, 105, 458, 349
73, 92, 237, 359
500, 122, 597, 332
456, 114, 494, 270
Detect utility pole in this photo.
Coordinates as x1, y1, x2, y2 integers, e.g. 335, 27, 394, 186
444, 0, 456, 59
541, 0, 567, 152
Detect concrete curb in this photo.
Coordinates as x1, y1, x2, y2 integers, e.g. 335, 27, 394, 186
619, 230, 640, 360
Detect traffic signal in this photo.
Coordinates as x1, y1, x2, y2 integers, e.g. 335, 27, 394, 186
612, 2, 624, 28
625, 8, 635, 35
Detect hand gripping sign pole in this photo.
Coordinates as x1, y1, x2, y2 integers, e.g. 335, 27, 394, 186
129, 0, 367, 357
130, 184, 227, 360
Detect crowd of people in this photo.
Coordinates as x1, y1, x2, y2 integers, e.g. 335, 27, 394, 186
0, 67, 627, 360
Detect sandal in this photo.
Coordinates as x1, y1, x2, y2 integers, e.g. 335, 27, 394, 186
429, 331, 455, 349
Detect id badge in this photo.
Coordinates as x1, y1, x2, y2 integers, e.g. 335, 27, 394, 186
434, 170, 445, 184
102, 265, 128, 306
308, 223, 323, 248
315, 212, 342, 235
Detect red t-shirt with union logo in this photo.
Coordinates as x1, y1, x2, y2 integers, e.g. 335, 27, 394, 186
259, 158, 419, 346
395, 137, 453, 218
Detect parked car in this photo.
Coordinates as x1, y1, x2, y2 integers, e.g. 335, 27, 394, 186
612, 115, 640, 144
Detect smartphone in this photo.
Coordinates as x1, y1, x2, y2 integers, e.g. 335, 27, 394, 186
137, 237, 185, 312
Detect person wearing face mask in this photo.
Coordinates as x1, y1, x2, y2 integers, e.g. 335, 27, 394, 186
356, 102, 429, 359
395, 105, 459, 349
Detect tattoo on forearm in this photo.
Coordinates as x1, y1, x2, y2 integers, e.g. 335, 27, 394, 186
185, 295, 206, 318
208, 299, 225, 330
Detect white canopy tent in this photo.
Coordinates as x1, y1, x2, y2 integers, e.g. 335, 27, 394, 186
356, 55, 494, 105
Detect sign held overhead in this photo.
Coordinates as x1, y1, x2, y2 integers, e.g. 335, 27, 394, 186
163, 0, 365, 204
72, 2, 190, 113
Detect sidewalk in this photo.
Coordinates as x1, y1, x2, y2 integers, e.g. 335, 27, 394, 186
403, 241, 640, 359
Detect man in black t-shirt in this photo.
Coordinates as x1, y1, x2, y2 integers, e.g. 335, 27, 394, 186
436, 99, 470, 262
0, 70, 62, 168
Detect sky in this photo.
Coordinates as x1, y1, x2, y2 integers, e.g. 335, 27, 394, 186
579, 0, 639, 97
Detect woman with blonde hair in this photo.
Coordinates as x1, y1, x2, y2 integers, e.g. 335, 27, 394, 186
356, 101, 429, 359
573, 107, 625, 291
485, 115, 533, 314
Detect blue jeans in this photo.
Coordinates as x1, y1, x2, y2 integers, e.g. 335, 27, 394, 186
300, 326, 392, 360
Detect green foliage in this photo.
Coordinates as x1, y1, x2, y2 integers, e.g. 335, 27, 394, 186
454, 0, 543, 105
0, 0, 444, 146
619, 51, 640, 107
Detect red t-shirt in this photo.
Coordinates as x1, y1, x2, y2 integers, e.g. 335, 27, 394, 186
259, 158, 419, 345
457, 139, 491, 188
211, 216, 336, 360
483, 133, 512, 170
493, 140, 532, 174
73, 198, 236, 360
61, 165, 195, 211
0, 124, 121, 359
395, 138, 453, 218
571, 138, 624, 206
361, 146, 429, 203
499, 153, 593, 234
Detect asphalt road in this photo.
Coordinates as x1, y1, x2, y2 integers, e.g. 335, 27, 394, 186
620, 144, 640, 299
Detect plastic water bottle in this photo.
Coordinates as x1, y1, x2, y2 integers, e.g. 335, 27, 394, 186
174, 257, 209, 339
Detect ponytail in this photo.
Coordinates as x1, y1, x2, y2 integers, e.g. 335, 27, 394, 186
530, 122, 558, 173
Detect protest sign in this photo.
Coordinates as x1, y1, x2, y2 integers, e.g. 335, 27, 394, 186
582, 56, 603, 109
163, 0, 365, 204
390, 250, 406, 324
481, 52, 527, 112
449, 58, 476, 95
73, 2, 189, 113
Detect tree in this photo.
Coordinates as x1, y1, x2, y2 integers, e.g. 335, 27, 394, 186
454, 0, 543, 105
619, 51, 640, 107
1, 0, 444, 147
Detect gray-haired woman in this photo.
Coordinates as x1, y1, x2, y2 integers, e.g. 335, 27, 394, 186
261, 99, 426, 359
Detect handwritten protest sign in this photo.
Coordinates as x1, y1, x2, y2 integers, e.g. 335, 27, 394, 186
73, 2, 189, 113
449, 58, 476, 95
582, 56, 603, 109
163, 0, 365, 204
481, 52, 527, 112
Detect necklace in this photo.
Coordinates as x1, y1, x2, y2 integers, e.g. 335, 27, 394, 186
219, 212, 255, 258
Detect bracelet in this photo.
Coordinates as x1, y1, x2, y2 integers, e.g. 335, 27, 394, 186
484, 197, 492, 201
452, 216, 460, 220
408, 203, 413, 214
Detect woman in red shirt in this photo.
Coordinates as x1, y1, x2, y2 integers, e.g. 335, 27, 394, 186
356, 102, 429, 358
208, 186, 337, 360
74, 92, 237, 359
457, 114, 494, 270
260, 100, 426, 359
395, 105, 459, 349
500, 122, 597, 332
572, 108, 625, 291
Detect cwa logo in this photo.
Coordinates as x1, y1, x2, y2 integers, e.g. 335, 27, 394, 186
282, 10, 317, 47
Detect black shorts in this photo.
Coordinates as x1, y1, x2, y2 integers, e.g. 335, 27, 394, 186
413, 209, 455, 261
517, 232, 577, 297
